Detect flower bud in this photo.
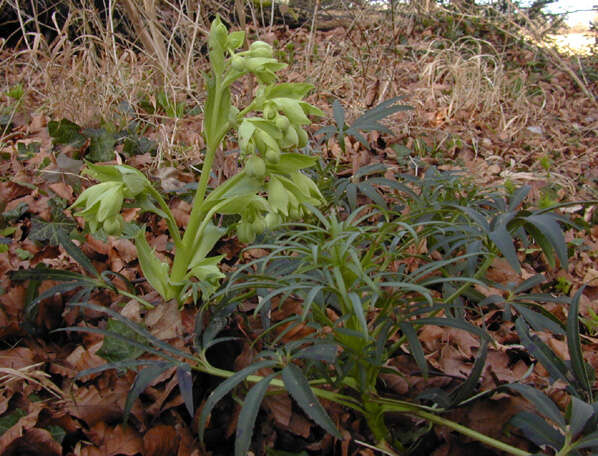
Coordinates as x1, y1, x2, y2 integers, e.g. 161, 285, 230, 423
275, 115, 290, 131
265, 212, 282, 229
252, 216, 266, 235
250, 41, 273, 58
97, 183, 125, 222
284, 125, 299, 148
296, 126, 308, 148
265, 148, 280, 164
103, 214, 124, 235
263, 104, 277, 120
231, 54, 245, 71
245, 155, 266, 179
237, 221, 256, 244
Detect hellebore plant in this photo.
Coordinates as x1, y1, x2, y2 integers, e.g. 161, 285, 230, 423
71, 17, 324, 305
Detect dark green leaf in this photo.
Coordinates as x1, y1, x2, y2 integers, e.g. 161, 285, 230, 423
177, 365, 194, 417
124, 362, 172, 422
354, 163, 387, 178
356, 182, 387, 209
507, 185, 530, 211
281, 364, 342, 439
56, 229, 98, 277
568, 287, 592, 397
515, 318, 569, 385
510, 411, 565, 450
570, 396, 595, 438
294, 343, 337, 363
415, 317, 487, 340
348, 292, 368, 338
11, 267, 94, 283
0, 408, 27, 434
573, 431, 598, 450
235, 373, 277, 456
332, 99, 345, 132
452, 338, 488, 405
523, 214, 567, 268
488, 225, 520, 273
97, 319, 147, 363
45, 424, 66, 444
513, 304, 565, 335
48, 119, 87, 147
76, 359, 167, 379
67, 302, 196, 362
84, 127, 116, 162
507, 383, 565, 429
399, 322, 428, 378
513, 274, 545, 294
301, 285, 324, 320
198, 361, 278, 444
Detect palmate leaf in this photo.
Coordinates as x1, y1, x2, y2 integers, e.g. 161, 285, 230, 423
350, 97, 413, 135
488, 223, 520, 273
573, 431, 598, 451
294, 343, 338, 363
348, 292, 369, 338
29, 218, 98, 278
512, 303, 565, 335
332, 99, 345, 132
65, 302, 196, 363
281, 364, 342, 439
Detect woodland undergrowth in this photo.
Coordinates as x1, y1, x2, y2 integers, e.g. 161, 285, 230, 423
0, 1, 598, 455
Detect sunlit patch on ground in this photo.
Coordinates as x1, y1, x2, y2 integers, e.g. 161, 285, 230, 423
548, 32, 596, 55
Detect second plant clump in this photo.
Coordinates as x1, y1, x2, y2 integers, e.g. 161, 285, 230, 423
70, 17, 324, 305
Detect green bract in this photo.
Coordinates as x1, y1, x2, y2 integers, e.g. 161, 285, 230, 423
70, 15, 324, 305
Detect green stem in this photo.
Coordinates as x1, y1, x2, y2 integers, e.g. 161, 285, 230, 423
412, 409, 529, 456
170, 77, 228, 287
146, 186, 181, 246
190, 356, 529, 456
115, 288, 155, 310
191, 359, 364, 412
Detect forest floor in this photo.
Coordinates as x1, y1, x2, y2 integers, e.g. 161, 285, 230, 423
1, 5, 598, 456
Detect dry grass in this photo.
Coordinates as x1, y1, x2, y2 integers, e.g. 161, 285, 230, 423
0, 0, 595, 183
0, 363, 63, 399
418, 37, 545, 137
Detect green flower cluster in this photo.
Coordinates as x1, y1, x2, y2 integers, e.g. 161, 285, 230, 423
206, 19, 326, 244
234, 85, 325, 242
70, 164, 151, 236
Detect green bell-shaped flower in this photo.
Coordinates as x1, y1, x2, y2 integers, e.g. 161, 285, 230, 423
71, 181, 125, 233
249, 41, 273, 58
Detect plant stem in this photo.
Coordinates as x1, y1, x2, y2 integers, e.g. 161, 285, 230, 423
170, 75, 227, 289
115, 288, 155, 309
146, 185, 181, 246
412, 409, 529, 456
191, 359, 364, 412
191, 356, 529, 456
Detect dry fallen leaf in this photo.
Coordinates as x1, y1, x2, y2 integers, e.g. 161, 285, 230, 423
82, 422, 143, 456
